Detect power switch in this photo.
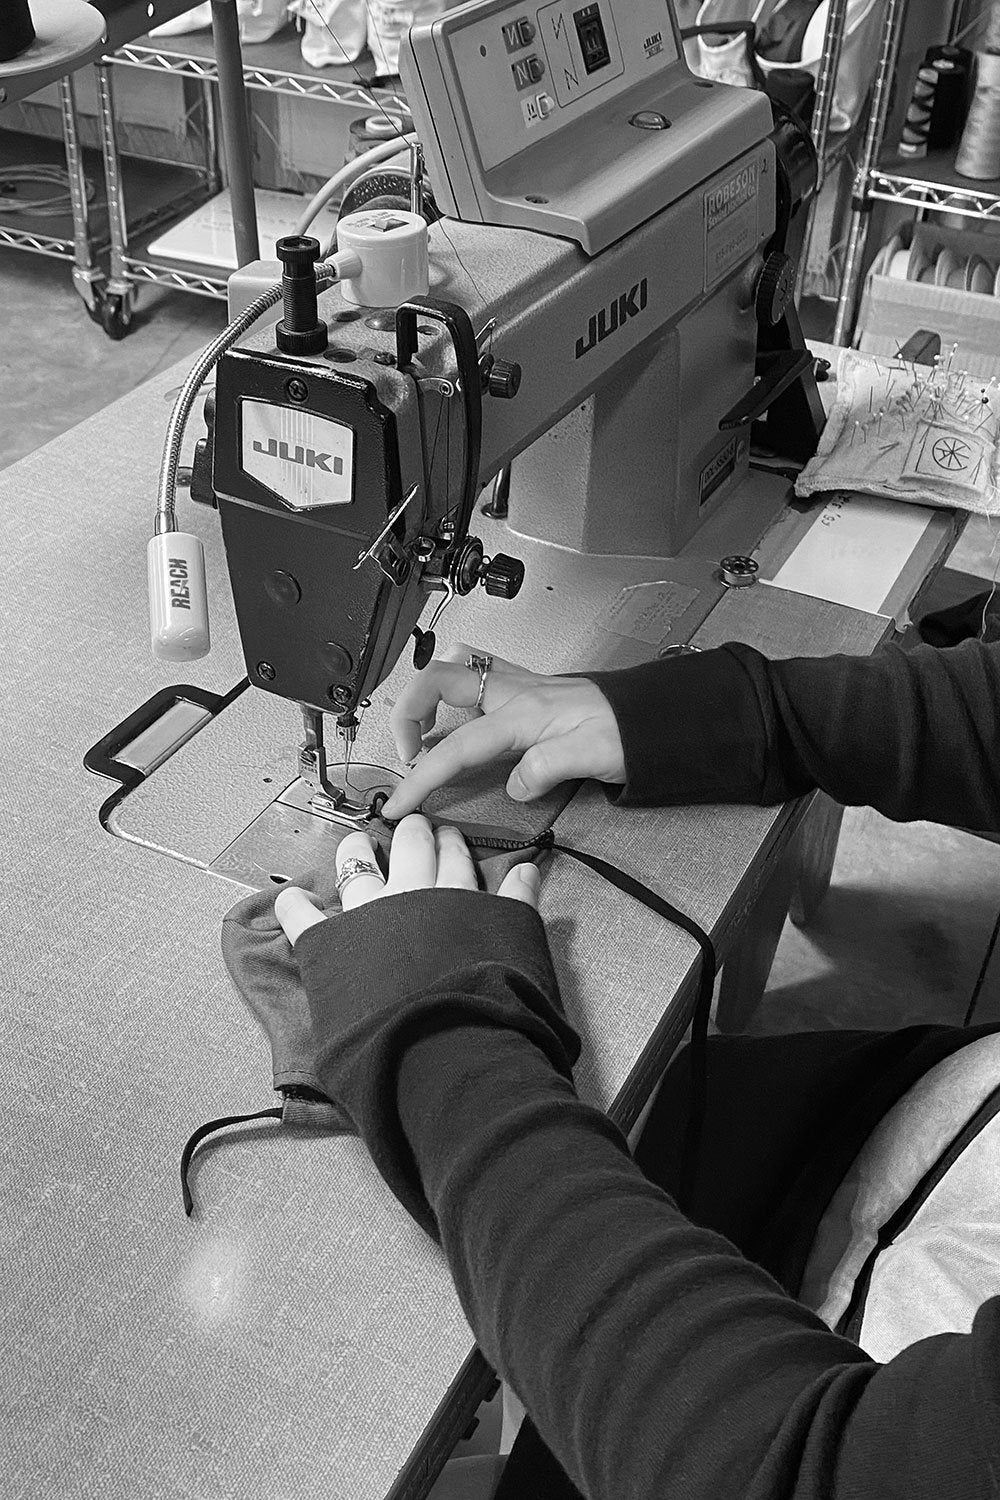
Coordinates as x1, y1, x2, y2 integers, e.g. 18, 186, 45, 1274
502, 16, 536, 52
512, 54, 545, 90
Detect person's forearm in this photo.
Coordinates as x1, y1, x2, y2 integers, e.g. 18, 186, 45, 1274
588, 638, 1000, 831
392, 1024, 996, 1500
295, 894, 998, 1499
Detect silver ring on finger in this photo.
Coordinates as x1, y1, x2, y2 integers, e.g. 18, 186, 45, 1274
335, 857, 385, 896
465, 652, 494, 711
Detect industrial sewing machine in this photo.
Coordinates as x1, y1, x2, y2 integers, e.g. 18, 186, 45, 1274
88, 0, 825, 875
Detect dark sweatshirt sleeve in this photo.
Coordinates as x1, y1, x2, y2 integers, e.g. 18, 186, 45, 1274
585, 637, 1000, 832
295, 892, 1000, 1500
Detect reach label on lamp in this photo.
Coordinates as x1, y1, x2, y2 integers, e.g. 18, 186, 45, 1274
704, 158, 759, 291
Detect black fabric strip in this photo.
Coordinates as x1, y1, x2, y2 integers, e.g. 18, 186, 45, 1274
471, 820, 716, 1212
547, 842, 715, 1212
180, 1107, 283, 1217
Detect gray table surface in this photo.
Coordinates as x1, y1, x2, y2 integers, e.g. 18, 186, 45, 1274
0, 353, 940, 1499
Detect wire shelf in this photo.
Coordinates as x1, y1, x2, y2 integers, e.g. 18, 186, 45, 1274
868, 168, 1000, 222
111, 37, 409, 110
123, 256, 229, 298
0, 224, 78, 257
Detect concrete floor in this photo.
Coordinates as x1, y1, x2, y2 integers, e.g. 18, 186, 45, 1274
2, 243, 999, 1034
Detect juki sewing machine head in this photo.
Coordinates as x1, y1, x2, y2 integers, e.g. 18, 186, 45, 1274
168, 0, 823, 816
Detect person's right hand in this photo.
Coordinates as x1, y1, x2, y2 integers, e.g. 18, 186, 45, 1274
381, 646, 625, 819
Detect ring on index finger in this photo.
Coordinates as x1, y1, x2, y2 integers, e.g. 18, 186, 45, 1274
465, 653, 493, 711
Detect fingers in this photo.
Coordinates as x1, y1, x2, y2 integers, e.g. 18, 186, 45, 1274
497, 861, 541, 908
433, 824, 478, 890
389, 660, 485, 763
389, 650, 539, 763
274, 886, 328, 946
383, 710, 524, 819
335, 831, 388, 911
506, 721, 626, 802
386, 813, 438, 891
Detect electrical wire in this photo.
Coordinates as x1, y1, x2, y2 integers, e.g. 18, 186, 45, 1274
0, 164, 96, 217
293, 130, 417, 247
293, 0, 495, 310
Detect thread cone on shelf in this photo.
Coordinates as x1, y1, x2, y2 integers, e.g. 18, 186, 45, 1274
956, 50, 1000, 180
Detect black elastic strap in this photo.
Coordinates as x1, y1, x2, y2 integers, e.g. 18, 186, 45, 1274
180, 1107, 283, 1216
468, 822, 717, 1211
548, 840, 715, 1211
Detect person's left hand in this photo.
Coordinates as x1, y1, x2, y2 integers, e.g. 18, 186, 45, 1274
274, 813, 541, 946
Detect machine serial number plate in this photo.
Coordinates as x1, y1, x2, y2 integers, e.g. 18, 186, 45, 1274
703, 157, 759, 291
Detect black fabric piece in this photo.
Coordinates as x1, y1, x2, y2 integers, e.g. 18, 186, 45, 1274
0, 0, 35, 62
633, 1024, 1000, 1296
918, 590, 1000, 647
755, 0, 824, 61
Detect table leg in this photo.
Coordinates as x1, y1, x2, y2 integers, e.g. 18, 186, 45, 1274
715, 839, 800, 1034
789, 792, 844, 927
210, 0, 259, 265
715, 794, 844, 1033
94, 59, 134, 338
59, 72, 103, 315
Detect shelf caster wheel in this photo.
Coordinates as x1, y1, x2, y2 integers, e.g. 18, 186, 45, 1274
99, 291, 134, 341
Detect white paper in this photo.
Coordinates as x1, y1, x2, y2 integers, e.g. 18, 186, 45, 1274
148, 189, 340, 271
763, 493, 934, 613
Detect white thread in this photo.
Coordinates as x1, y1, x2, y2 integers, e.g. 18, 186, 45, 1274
956, 49, 1000, 180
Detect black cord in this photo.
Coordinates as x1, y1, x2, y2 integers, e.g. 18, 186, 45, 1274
180, 1107, 282, 1216
964, 900, 1000, 1026
467, 821, 716, 1213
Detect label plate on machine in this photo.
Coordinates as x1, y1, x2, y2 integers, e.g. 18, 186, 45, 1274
241, 399, 355, 509
703, 158, 759, 291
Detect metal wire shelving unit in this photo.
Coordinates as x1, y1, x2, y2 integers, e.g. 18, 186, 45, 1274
1, 7, 406, 336
831, 0, 999, 343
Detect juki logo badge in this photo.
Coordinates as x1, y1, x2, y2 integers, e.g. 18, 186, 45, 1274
251, 438, 342, 475
575, 278, 648, 359
241, 399, 354, 508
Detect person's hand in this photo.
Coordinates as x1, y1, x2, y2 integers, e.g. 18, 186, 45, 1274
381, 646, 625, 820
274, 813, 540, 945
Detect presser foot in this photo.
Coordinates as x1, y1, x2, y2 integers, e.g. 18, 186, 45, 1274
303, 762, 404, 827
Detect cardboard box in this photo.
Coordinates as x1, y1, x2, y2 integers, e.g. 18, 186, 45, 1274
857, 221, 1000, 377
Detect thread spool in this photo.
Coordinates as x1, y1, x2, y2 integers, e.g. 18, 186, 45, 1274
888, 248, 911, 279
0, 0, 35, 61
345, 111, 414, 162
927, 46, 973, 150
900, 64, 938, 157
900, 47, 973, 159
956, 51, 1000, 180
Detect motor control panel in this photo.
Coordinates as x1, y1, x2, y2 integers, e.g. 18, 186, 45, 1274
399, 0, 773, 253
